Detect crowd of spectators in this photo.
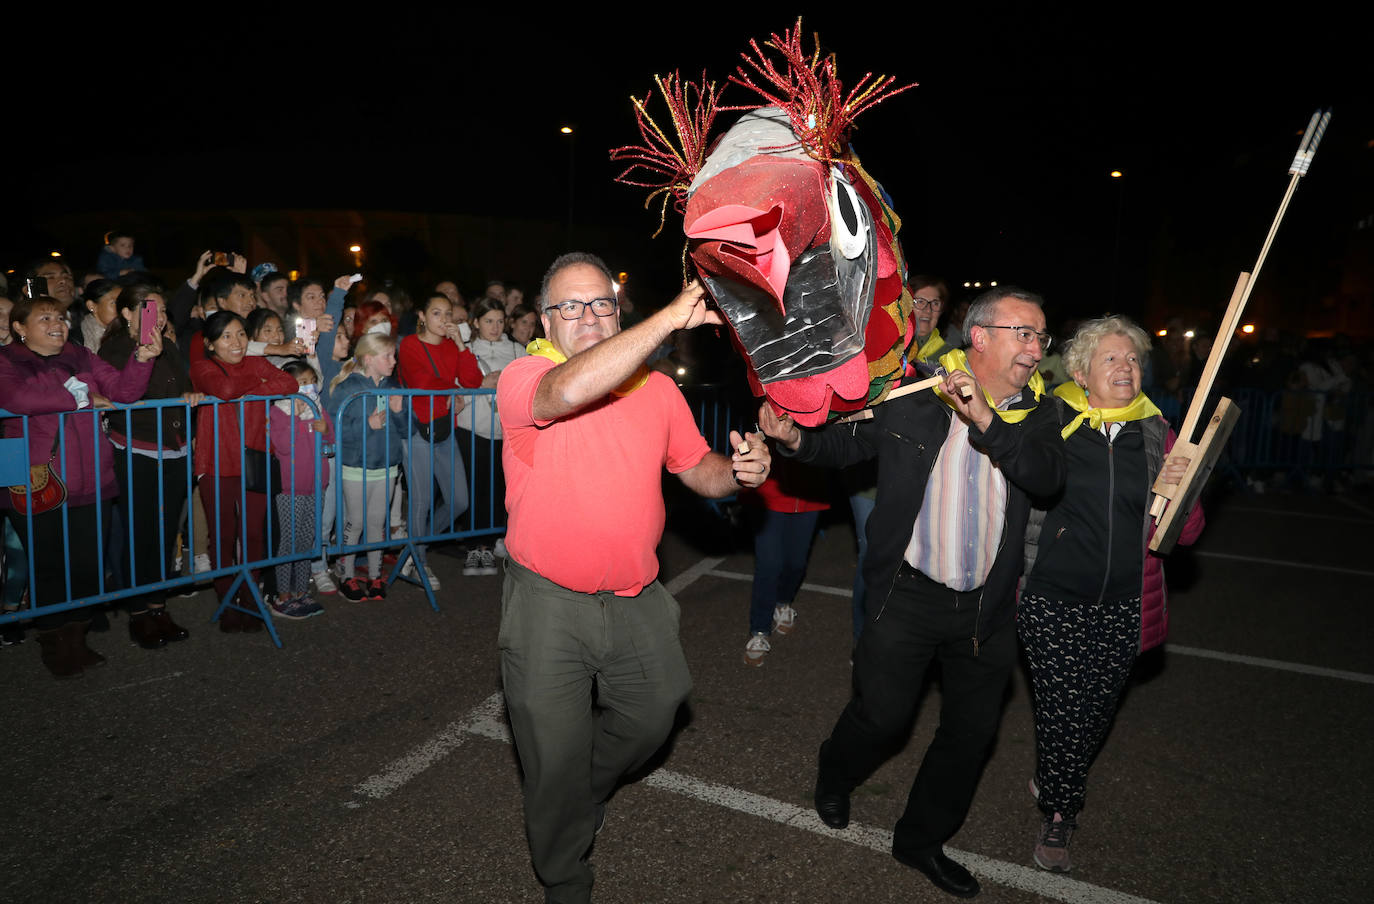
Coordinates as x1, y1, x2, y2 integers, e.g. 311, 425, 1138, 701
0, 233, 549, 676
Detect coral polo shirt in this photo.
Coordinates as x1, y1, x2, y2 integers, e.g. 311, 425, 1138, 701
497, 355, 710, 596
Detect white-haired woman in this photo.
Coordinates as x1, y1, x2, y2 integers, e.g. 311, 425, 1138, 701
1020, 314, 1205, 872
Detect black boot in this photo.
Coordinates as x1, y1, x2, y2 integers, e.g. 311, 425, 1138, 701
36, 627, 82, 679
129, 611, 168, 650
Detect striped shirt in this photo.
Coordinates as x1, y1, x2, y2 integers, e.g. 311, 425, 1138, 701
904, 394, 1021, 591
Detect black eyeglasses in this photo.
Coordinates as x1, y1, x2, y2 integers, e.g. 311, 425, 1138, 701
543, 297, 618, 320
978, 324, 1053, 351
912, 296, 944, 311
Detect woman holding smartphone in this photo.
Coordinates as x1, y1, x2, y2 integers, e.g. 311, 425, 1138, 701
99, 279, 203, 649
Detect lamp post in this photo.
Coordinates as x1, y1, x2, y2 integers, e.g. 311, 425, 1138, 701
561, 125, 576, 245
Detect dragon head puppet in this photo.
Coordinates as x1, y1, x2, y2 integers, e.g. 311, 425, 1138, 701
611, 22, 917, 425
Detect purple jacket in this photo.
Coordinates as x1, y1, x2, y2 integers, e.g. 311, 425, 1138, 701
269, 403, 334, 496
0, 341, 153, 506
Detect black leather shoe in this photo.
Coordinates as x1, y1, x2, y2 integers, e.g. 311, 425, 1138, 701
894, 849, 980, 898
814, 780, 850, 829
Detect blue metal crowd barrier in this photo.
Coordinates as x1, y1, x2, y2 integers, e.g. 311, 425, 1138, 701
1, 394, 327, 648
326, 387, 503, 611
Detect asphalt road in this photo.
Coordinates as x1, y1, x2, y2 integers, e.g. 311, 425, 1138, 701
4, 485, 1372, 904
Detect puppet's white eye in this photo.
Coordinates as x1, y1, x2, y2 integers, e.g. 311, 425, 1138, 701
829, 167, 869, 260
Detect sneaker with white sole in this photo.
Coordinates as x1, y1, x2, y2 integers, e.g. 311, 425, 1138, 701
312, 569, 338, 595
1033, 813, 1075, 872
772, 604, 797, 636
743, 632, 770, 667
402, 559, 442, 591
462, 549, 484, 576
271, 595, 324, 620
478, 548, 498, 575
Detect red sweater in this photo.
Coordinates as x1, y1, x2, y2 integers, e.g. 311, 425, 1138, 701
397, 334, 483, 425
189, 356, 299, 477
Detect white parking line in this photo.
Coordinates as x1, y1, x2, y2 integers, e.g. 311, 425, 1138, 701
710, 568, 850, 597
344, 693, 505, 808
1224, 506, 1373, 523
456, 691, 1160, 904
1167, 645, 1374, 685
92, 671, 186, 694
665, 556, 726, 594
1193, 550, 1374, 576
1336, 496, 1374, 518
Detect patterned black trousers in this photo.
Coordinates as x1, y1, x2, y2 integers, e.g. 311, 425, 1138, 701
1018, 592, 1142, 821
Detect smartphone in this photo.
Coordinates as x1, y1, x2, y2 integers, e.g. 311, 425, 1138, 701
139, 299, 158, 345
212, 251, 231, 267
24, 276, 48, 298
296, 317, 316, 355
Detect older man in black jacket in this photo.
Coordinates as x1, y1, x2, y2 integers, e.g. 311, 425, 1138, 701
762, 286, 1065, 898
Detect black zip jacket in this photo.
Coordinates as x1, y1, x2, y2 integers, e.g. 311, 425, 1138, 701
785, 387, 1065, 641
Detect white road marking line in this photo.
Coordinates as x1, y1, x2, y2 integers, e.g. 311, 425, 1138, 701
92, 671, 186, 694
344, 692, 505, 807
709, 568, 851, 597
1335, 495, 1374, 518
1193, 550, 1374, 576
705, 567, 1374, 684
1223, 506, 1373, 523
645, 769, 1161, 904
460, 693, 1159, 904
665, 556, 726, 595
1167, 645, 1374, 685
358, 559, 1160, 902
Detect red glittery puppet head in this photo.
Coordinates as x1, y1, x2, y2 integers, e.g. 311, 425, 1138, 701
611, 21, 917, 425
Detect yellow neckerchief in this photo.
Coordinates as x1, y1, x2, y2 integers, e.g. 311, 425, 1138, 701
934, 348, 1044, 423
913, 328, 944, 364
526, 338, 649, 396
1054, 381, 1161, 440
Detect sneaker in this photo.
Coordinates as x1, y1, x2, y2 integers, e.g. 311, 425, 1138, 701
340, 578, 367, 602
367, 578, 387, 600
478, 548, 498, 575
772, 605, 797, 636
313, 569, 338, 595
493, 537, 507, 559
271, 594, 323, 620
401, 559, 442, 591
743, 632, 770, 667
462, 548, 484, 576
1032, 813, 1075, 872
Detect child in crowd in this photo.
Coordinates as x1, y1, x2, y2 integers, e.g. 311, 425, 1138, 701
329, 333, 406, 601
96, 230, 146, 279
80, 279, 122, 351
268, 360, 333, 619
246, 308, 293, 367
456, 297, 525, 574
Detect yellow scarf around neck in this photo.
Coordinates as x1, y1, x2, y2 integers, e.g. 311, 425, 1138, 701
934, 348, 1045, 424
913, 328, 945, 364
526, 338, 649, 396
1054, 381, 1161, 439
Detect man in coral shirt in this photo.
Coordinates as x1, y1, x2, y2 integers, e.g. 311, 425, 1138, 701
497, 252, 770, 904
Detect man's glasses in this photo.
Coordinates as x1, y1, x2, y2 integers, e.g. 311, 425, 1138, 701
979, 324, 1053, 351
543, 298, 618, 320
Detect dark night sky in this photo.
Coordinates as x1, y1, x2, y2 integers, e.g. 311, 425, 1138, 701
9, 7, 1368, 327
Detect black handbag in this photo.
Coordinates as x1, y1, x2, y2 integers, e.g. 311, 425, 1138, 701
242, 447, 281, 495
